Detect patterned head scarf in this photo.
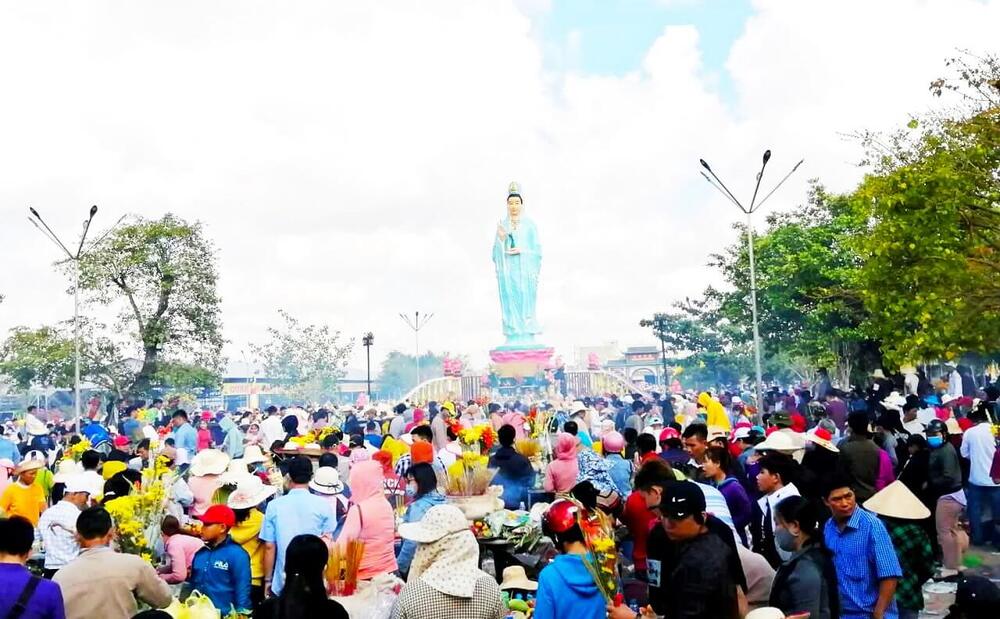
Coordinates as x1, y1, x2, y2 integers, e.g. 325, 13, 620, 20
409, 528, 484, 597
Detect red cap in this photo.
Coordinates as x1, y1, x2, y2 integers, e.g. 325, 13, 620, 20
198, 505, 235, 528
113, 435, 129, 448
659, 428, 680, 442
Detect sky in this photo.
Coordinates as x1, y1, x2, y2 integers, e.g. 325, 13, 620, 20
1, 0, 998, 380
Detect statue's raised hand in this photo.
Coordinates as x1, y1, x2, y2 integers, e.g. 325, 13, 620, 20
496, 223, 508, 242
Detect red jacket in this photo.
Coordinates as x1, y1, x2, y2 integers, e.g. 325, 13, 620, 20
621, 491, 657, 570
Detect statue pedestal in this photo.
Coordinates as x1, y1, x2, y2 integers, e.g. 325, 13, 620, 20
488, 345, 554, 395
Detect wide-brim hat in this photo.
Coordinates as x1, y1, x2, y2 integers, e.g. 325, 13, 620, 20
499, 565, 538, 591
398, 504, 469, 543
53, 459, 83, 483
754, 430, 805, 453
308, 466, 344, 495
24, 414, 48, 437
805, 428, 839, 453
242, 444, 266, 464
189, 449, 230, 476
570, 401, 588, 415
870, 369, 887, 379
219, 459, 253, 485
227, 476, 276, 510
15, 459, 45, 475
863, 480, 931, 520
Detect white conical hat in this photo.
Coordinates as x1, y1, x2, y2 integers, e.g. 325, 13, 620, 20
863, 480, 931, 520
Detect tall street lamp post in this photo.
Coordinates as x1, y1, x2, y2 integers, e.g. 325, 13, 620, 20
640, 314, 670, 389
27, 206, 102, 433
399, 312, 433, 386
699, 151, 803, 414
362, 332, 374, 397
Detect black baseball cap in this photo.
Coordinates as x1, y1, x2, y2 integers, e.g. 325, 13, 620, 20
658, 481, 706, 519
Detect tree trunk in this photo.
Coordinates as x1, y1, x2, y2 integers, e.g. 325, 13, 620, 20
130, 342, 159, 398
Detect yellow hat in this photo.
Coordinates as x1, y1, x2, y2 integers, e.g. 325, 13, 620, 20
102, 460, 127, 481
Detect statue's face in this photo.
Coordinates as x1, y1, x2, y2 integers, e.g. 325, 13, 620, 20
507, 196, 522, 218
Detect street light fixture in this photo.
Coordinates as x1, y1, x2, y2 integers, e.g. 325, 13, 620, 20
640, 315, 670, 390
362, 332, 374, 397
27, 205, 103, 433
399, 312, 433, 387
699, 151, 804, 414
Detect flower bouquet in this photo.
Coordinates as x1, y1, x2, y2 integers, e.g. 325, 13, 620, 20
577, 502, 620, 602
445, 452, 501, 520
65, 439, 92, 462
458, 424, 496, 454
104, 458, 175, 565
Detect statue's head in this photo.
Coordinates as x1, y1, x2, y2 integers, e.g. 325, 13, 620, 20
507, 181, 523, 219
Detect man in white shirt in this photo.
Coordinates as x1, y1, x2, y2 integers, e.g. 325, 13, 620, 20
79, 450, 105, 499
901, 396, 926, 436
754, 453, 800, 567
37, 475, 91, 577
947, 363, 964, 398
960, 406, 1000, 550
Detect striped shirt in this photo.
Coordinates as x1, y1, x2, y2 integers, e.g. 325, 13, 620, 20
37, 500, 82, 569
824, 507, 902, 619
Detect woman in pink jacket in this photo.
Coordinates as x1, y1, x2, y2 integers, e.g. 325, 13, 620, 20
543, 433, 580, 493
336, 460, 398, 579
158, 515, 204, 583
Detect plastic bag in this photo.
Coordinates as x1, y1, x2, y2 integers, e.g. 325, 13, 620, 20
163, 592, 221, 619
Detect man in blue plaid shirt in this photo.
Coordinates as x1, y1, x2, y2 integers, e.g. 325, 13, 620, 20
823, 476, 903, 619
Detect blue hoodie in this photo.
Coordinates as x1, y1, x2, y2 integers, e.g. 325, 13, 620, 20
189, 536, 252, 614
396, 491, 447, 574
534, 554, 606, 619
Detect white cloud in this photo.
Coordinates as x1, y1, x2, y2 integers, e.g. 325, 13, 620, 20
0, 0, 997, 380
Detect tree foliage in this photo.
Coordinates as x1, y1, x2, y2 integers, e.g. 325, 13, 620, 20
0, 326, 75, 390
377, 350, 458, 398
76, 213, 224, 397
853, 55, 1000, 365
253, 310, 353, 404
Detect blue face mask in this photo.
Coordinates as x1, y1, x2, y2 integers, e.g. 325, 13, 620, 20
405, 484, 417, 498
928, 436, 944, 448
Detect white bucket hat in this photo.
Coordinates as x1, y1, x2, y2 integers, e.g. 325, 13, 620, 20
227, 476, 277, 510
189, 449, 230, 477
307, 466, 344, 495
863, 480, 931, 520
398, 504, 469, 543
570, 401, 588, 415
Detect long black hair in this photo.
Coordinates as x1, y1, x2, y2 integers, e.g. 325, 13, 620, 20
273, 534, 330, 618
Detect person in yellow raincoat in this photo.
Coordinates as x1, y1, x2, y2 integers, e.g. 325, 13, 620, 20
697, 392, 731, 430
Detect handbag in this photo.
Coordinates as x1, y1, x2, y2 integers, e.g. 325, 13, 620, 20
5, 575, 40, 619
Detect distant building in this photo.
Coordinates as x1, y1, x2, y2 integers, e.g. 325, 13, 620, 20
606, 345, 664, 387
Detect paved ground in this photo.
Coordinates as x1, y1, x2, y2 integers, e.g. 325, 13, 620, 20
921, 546, 1000, 616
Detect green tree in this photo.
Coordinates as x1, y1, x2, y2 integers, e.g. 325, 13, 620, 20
75, 213, 224, 396
853, 53, 1000, 364
252, 310, 353, 404
0, 326, 75, 390
376, 351, 454, 398
709, 183, 879, 386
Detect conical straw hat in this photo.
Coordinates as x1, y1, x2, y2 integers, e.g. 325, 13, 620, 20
863, 480, 930, 520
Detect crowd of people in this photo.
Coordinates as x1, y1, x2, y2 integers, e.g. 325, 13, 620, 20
1, 369, 999, 619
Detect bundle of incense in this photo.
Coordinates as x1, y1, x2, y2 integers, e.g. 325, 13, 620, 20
326, 542, 344, 596
342, 539, 366, 595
